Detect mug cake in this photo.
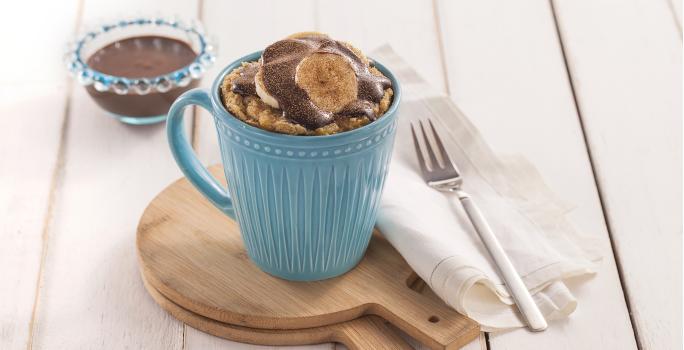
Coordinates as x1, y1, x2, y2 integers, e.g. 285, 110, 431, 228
220, 32, 394, 135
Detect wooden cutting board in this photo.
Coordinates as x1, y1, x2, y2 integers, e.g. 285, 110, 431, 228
141, 271, 413, 349
137, 166, 479, 349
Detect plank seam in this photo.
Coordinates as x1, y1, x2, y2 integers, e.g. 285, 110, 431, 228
181, 324, 186, 350
431, 0, 451, 95
547, 0, 642, 348
666, 0, 683, 39
25, 1, 85, 348
190, 0, 205, 151
25, 82, 71, 350
433, 1, 487, 348
187, 2, 202, 348
191, 107, 200, 150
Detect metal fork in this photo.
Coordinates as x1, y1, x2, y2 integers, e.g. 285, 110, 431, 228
411, 119, 548, 332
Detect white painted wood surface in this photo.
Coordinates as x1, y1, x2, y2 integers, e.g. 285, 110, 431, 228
0, 1, 82, 85
552, 0, 682, 348
195, 0, 317, 166
0, 1, 80, 349
27, 0, 196, 349
0, 85, 69, 350
0, 0, 679, 349
436, 1, 639, 349
668, 0, 682, 33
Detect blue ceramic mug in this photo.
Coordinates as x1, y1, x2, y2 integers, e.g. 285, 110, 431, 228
167, 51, 401, 281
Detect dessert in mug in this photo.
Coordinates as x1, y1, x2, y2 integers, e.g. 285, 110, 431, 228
166, 32, 401, 280
220, 32, 394, 135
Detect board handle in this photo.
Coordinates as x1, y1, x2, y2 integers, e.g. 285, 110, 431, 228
333, 316, 413, 350
372, 289, 480, 350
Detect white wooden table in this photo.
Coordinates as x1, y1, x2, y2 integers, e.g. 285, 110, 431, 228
1, 0, 681, 349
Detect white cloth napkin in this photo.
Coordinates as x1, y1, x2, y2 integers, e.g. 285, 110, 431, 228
372, 46, 603, 331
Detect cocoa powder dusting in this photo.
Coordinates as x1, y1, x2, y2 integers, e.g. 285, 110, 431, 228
230, 35, 391, 130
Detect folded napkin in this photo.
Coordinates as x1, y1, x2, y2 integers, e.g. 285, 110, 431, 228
372, 46, 603, 331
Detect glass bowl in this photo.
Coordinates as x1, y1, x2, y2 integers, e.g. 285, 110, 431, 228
65, 16, 216, 125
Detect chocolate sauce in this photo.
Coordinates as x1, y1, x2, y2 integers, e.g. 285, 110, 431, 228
86, 36, 199, 117
231, 62, 260, 96
232, 35, 391, 129
338, 100, 376, 120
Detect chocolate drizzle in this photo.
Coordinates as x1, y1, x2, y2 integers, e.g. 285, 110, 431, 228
231, 35, 391, 129
338, 100, 376, 120
231, 62, 259, 96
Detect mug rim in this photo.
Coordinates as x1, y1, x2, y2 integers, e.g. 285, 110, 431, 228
209, 50, 402, 144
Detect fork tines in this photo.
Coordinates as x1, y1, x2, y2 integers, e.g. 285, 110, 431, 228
410, 119, 460, 178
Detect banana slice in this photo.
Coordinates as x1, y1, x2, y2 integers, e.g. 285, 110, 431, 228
295, 52, 358, 113
254, 69, 280, 109
256, 34, 369, 114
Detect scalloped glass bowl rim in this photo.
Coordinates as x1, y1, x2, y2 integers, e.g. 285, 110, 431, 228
68, 17, 214, 94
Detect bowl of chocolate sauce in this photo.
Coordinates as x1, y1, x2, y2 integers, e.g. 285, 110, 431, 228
66, 17, 216, 125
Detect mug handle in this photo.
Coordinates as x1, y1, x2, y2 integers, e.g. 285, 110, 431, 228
167, 88, 234, 217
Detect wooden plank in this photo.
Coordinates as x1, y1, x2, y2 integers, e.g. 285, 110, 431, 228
28, 0, 199, 349
668, 0, 682, 33
0, 1, 81, 85
190, 1, 334, 348
186, 331, 328, 350
316, 0, 448, 92
316, 2, 487, 348
29, 87, 188, 350
0, 84, 69, 350
436, 0, 638, 349
195, 0, 320, 166
0, 1, 81, 349
551, 0, 682, 348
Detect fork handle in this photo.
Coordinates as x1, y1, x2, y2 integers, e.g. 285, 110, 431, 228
456, 190, 548, 331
